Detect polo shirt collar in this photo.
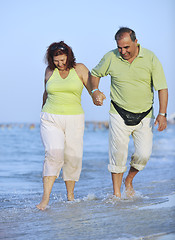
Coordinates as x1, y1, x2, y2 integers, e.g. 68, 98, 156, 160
137, 44, 144, 57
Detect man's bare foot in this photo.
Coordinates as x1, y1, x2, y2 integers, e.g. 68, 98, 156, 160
125, 179, 135, 198
36, 198, 49, 210
113, 191, 121, 198
124, 167, 138, 198
111, 173, 123, 199
125, 185, 135, 198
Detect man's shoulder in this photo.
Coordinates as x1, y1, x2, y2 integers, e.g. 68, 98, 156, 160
141, 47, 155, 57
102, 49, 118, 60
106, 48, 118, 55
140, 47, 162, 68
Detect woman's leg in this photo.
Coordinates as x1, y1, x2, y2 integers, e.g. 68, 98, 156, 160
36, 176, 56, 210
37, 113, 65, 209
63, 114, 85, 200
65, 181, 76, 201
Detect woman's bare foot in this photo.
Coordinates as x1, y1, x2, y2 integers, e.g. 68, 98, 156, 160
36, 197, 49, 210
67, 193, 74, 201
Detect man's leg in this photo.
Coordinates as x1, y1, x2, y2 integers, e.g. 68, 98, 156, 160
125, 118, 153, 197
36, 176, 56, 210
125, 167, 139, 197
111, 172, 124, 198
108, 113, 131, 198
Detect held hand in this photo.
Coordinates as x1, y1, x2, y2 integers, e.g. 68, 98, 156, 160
154, 115, 167, 131
91, 90, 106, 106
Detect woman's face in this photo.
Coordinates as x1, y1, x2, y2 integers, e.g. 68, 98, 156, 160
53, 54, 67, 71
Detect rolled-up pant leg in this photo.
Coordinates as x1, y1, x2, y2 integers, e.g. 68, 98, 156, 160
108, 113, 153, 173
108, 113, 132, 173
131, 117, 154, 171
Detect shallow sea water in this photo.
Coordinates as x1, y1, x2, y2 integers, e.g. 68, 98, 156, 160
0, 123, 175, 240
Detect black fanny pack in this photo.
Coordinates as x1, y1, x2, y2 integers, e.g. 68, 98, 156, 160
111, 100, 152, 126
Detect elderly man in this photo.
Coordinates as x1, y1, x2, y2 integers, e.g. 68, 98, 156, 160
90, 27, 168, 198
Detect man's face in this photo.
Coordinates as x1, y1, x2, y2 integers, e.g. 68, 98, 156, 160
117, 33, 138, 61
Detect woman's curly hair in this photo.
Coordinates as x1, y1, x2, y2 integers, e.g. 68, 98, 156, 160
45, 41, 76, 70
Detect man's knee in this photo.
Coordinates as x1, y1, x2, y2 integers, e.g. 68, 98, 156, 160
130, 152, 151, 171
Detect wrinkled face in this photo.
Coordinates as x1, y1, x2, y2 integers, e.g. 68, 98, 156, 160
117, 33, 138, 61
53, 54, 67, 70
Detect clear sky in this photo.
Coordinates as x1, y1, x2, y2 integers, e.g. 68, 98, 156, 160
0, 0, 174, 123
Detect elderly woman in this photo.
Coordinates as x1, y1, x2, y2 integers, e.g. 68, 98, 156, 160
36, 41, 102, 210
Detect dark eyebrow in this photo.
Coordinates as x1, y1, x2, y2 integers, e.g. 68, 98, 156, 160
118, 46, 129, 49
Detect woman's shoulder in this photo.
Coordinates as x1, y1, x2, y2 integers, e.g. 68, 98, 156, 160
74, 63, 89, 73
45, 66, 54, 82
74, 63, 89, 85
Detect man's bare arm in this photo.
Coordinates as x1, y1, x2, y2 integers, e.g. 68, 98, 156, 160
154, 88, 168, 131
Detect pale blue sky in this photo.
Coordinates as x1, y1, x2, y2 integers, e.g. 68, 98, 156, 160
0, 0, 174, 122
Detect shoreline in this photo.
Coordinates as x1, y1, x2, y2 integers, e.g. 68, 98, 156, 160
1, 120, 175, 130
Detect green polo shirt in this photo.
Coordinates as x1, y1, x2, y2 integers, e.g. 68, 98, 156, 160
91, 45, 167, 116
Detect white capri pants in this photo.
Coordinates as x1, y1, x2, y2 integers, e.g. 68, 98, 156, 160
40, 112, 84, 181
108, 113, 154, 173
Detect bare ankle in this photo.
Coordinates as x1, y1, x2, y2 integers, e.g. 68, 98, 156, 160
125, 177, 132, 188
36, 198, 49, 210
67, 192, 74, 201
113, 192, 121, 198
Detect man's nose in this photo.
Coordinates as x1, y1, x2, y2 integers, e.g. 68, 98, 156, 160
121, 48, 126, 54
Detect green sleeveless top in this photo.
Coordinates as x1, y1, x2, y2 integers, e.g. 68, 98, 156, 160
42, 68, 84, 115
